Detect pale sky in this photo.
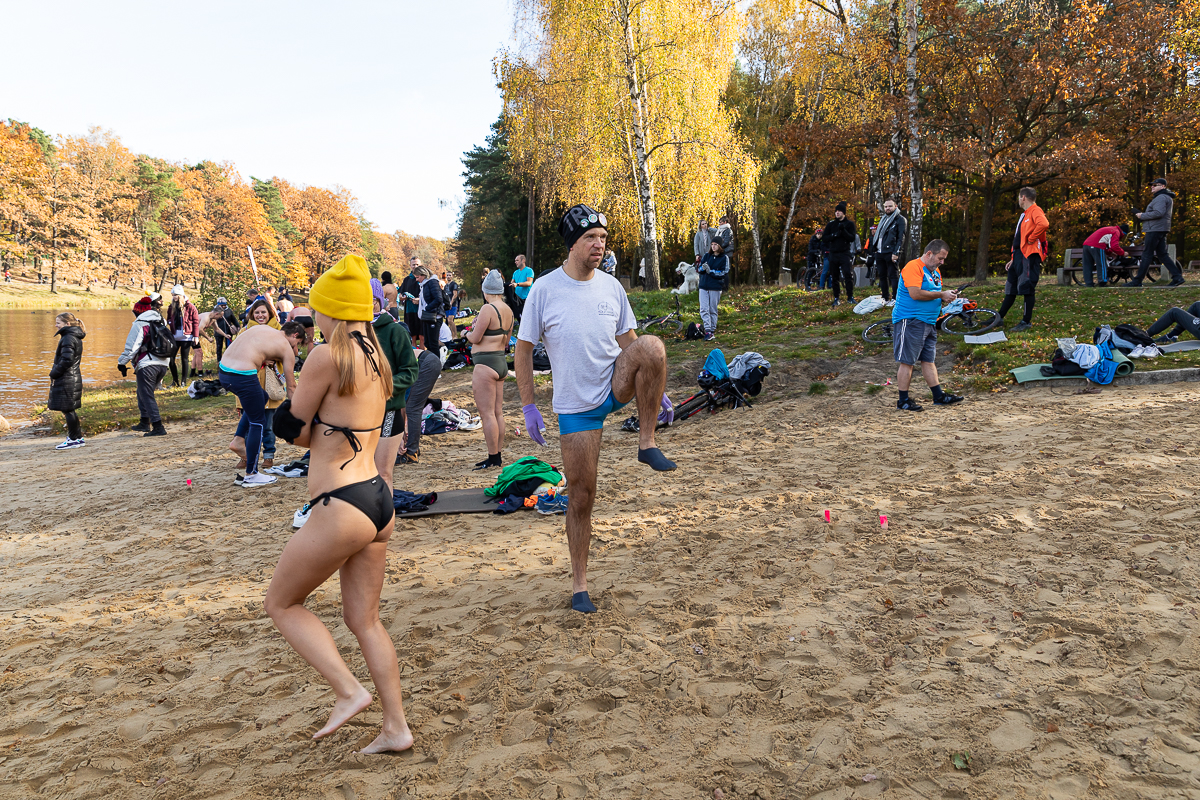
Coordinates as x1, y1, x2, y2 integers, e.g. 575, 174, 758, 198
3, 0, 511, 239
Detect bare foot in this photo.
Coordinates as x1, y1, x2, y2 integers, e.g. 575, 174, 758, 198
358, 726, 414, 754
313, 686, 372, 739
228, 437, 247, 461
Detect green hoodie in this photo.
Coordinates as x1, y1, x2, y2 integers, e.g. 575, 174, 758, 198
484, 457, 562, 497
372, 313, 419, 412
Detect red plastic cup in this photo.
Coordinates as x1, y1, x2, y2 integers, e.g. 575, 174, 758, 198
880, 514, 888, 529
823, 509, 831, 523
186, 479, 192, 489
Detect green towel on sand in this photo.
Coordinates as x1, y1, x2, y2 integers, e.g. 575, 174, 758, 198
484, 456, 562, 497
1010, 350, 1134, 384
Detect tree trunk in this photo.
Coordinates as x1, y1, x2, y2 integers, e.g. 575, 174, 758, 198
526, 183, 536, 270
974, 181, 998, 283
619, 0, 660, 291
779, 176, 803, 278
750, 204, 766, 285
903, 0, 924, 263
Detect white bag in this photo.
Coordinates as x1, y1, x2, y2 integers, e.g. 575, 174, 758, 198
853, 295, 885, 315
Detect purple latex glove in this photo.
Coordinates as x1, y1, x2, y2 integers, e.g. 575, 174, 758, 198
522, 403, 547, 446
657, 394, 674, 426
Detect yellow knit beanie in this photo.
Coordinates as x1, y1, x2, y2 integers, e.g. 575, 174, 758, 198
309, 254, 373, 321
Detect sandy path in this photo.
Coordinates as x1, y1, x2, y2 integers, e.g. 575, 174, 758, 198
1, 373, 1198, 800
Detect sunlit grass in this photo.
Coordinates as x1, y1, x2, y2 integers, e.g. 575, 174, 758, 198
35, 382, 235, 436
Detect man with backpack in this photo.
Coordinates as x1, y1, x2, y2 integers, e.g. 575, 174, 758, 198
1131, 178, 1184, 287
117, 295, 173, 437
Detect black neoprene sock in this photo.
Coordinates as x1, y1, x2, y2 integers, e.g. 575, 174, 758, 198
930, 385, 945, 401
899, 390, 910, 403
1023, 294, 1036, 324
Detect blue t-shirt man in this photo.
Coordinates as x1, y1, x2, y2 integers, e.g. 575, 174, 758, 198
892, 257, 944, 324
512, 266, 534, 300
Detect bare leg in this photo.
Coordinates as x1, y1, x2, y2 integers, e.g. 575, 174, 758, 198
896, 363, 915, 391
471, 365, 503, 457
920, 360, 940, 389
611, 335, 674, 470
264, 500, 380, 741
340, 534, 412, 754
493, 378, 505, 452
373, 431, 403, 492
559, 428, 601, 610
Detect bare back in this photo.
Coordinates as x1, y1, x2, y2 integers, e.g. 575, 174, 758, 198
470, 299, 513, 354
221, 325, 293, 373
291, 340, 388, 496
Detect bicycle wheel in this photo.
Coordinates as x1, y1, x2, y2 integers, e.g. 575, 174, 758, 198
674, 392, 711, 421
862, 320, 894, 344
939, 307, 1001, 335
1147, 266, 1162, 283
651, 316, 685, 334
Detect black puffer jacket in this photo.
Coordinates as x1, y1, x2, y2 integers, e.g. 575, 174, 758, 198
48, 326, 85, 412
822, 217, 858, 254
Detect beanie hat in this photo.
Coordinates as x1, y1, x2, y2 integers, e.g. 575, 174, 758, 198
835, 201, 848, 214
309, 254, 373, 321
149, 291, 162, 304
559, 204, 608, 251
133, 296, 152, 314
171, 284, 186, 297
482, 269, 505, 295
370, 278, 387, 310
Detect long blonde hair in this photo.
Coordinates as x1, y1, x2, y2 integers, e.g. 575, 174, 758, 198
328, 320, 393, 399
56, 312, 85, 333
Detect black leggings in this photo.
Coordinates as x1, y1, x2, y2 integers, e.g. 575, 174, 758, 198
829, 253, 856, 301
169, 342, 193, 386
1147, 301, 1200, 339
999, 293, 1036, 324
62, 410, 82, 440
878, 256, 899, 301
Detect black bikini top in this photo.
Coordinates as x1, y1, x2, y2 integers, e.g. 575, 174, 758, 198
481, 303, 512, 338
313, 331, 383, 470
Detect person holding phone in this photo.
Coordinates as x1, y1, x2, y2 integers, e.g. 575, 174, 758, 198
892, 240, 964, 411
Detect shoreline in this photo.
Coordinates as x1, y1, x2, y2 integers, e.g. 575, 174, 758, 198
0, 279, 151, 309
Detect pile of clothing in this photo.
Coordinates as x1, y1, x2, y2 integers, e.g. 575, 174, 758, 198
484, 457, 564, 514
421, 400, 483, 435
187, 378, 227, 399
1039, 334, 1118, 384
1094, 324, 1162, 359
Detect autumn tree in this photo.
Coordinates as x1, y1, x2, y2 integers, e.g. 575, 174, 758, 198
498, 0, 759, 289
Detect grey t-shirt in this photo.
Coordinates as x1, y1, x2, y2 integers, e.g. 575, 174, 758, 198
517, 267, 637, 414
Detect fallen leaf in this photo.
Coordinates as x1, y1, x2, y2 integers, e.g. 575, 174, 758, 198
1047, 723, 1059, 732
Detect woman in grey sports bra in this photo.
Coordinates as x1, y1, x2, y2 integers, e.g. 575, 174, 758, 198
467, 269, 514, 470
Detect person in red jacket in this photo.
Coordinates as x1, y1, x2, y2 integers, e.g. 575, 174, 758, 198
999, 187, 1049, 332
1081, 223, 1129, 287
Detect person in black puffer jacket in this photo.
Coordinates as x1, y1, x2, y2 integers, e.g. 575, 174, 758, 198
49, 312, 87, 450
418, 266, 447, 353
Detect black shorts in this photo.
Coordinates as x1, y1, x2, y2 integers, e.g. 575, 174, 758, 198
380, 409, 400, 438
1006, 254, 1042, 296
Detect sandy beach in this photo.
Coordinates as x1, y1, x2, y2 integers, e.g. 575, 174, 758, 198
2, 369, 1198, 800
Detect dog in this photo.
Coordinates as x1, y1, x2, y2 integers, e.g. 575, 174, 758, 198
672, 261, 699, 295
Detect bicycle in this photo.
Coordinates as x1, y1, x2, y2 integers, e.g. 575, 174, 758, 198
862, 285, 1001, 344
636, 295, 685, 334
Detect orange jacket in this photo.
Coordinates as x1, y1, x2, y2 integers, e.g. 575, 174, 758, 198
1014, 203, 1049, 260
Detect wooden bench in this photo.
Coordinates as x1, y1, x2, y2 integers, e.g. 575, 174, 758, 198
1057, 248, 1085, 284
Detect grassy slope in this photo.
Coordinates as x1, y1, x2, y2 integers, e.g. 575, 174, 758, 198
34, 383, 236, 436
0, 278, 145, 309
628, 278, 1200, 391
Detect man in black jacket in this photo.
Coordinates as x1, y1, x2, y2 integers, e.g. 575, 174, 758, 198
872, 197, 908, 303
822, 202, 858, 307
804, 228, 823, 290
417, 267, 447, 352
400, 258, 423, 340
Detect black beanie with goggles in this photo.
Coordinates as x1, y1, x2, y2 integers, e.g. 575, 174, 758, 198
559, 204, 608, 250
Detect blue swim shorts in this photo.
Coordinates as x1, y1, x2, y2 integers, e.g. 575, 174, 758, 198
558, 390, 629, 435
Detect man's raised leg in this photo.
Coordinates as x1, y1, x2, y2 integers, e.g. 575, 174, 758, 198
612, 335, 675, 471
560, 429, 602, 612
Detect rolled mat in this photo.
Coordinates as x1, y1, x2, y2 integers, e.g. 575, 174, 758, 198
396, 488, 496, 518
1010, 350, 1134, 384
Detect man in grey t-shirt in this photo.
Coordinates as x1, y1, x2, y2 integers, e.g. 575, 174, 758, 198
516, 204, 676, 614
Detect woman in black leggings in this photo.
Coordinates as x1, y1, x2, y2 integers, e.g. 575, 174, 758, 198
1147, 300, 1200, 342
49, 313, 87, 450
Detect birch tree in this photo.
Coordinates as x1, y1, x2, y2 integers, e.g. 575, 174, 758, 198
498, 0, 758, 290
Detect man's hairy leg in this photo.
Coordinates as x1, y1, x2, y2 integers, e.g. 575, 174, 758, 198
560, 429, 601, 612
612, 336, 675, 470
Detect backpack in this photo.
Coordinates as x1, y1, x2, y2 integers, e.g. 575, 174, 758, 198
685, 322, 705, 340
142, 319, 177, 359
1113, 324, 1154, 347
532, 342, 551, 371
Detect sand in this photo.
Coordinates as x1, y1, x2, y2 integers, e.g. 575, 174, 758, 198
2, 369, 1198, 800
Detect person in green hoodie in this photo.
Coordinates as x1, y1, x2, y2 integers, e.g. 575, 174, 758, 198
371, 279, 419, 490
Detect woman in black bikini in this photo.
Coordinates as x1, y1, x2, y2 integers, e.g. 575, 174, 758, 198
467, 270, 514, 470
263, 255, 412, 754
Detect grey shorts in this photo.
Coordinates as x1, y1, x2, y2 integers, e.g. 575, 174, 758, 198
893, 318, 938, 365
380, 409, 400, 438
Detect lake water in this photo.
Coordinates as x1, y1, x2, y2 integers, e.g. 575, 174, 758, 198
0, 308, 142, 420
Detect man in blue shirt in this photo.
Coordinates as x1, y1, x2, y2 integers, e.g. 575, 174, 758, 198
892, 239, 964, 411
510, 254, 535, 318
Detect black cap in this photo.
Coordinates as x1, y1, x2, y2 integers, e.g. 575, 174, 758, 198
1150, 177, 1168, 186
559, 204, 608, 250
835, 201, 848, 213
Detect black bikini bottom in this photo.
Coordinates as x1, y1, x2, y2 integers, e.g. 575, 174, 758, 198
310, 476, 394, 532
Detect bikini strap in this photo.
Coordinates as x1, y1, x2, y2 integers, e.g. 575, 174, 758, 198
350, 330, 381, 377
312, 412, 383, 470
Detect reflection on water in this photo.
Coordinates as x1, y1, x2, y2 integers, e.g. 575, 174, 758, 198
0, 308, 143, 419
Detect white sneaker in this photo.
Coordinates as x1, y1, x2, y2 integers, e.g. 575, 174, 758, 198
292, 502, 312, 528
240, 473, 278, 488
55, 438, 85, 450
